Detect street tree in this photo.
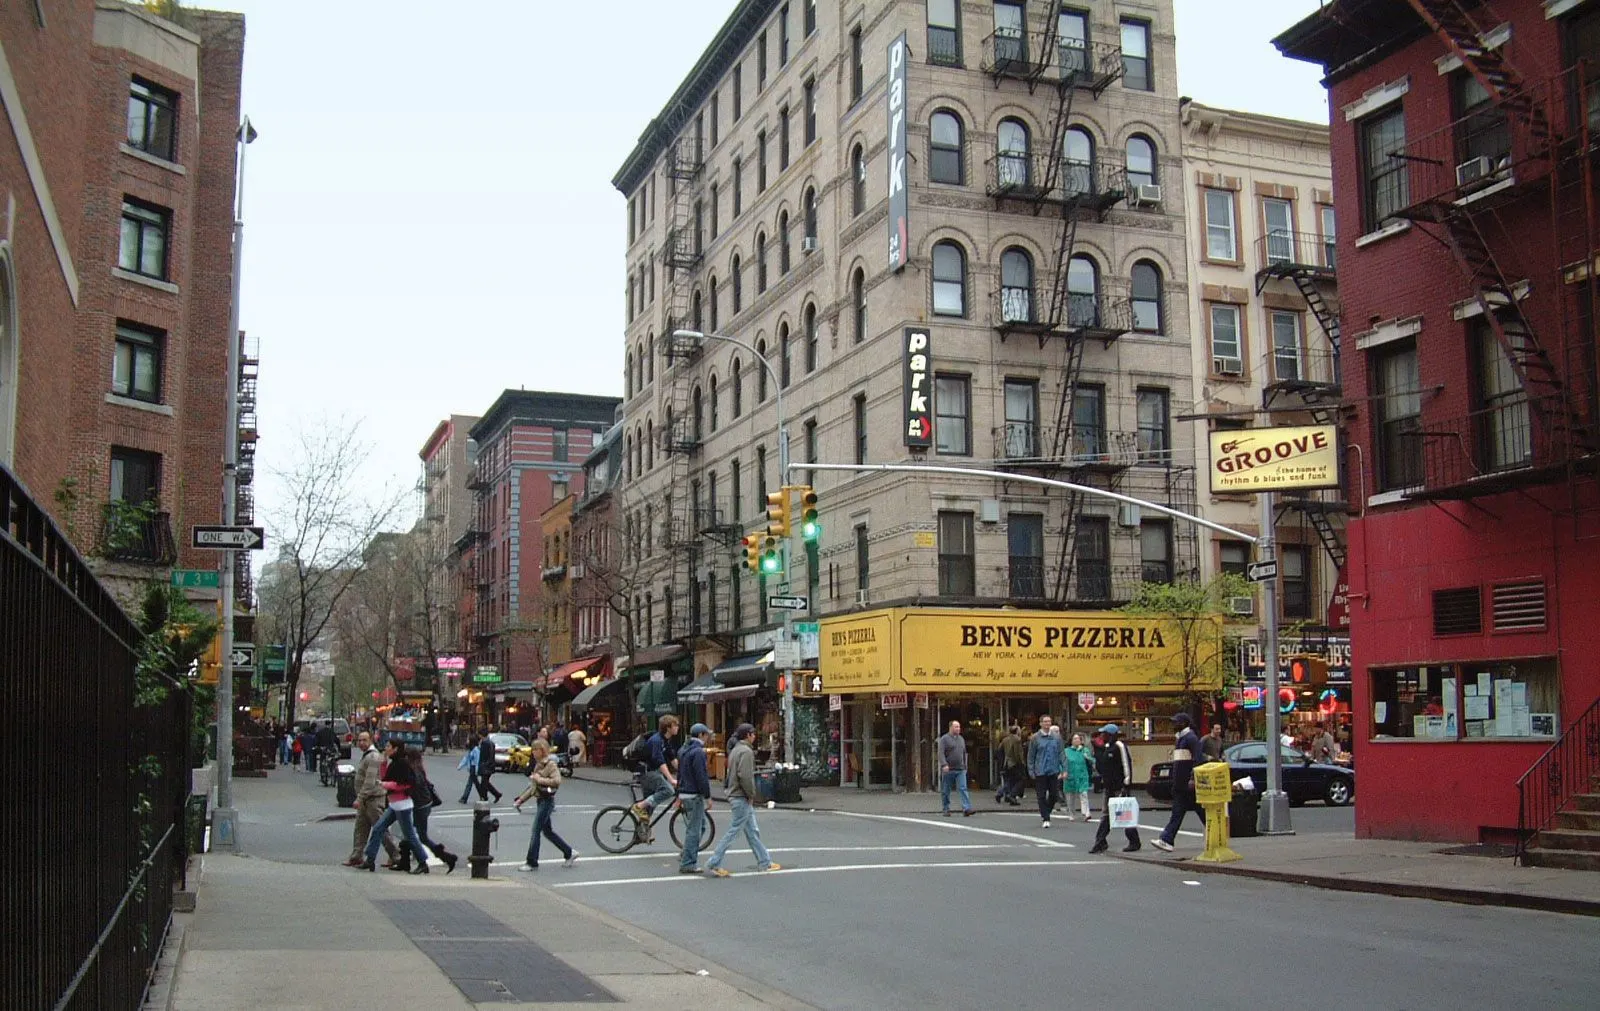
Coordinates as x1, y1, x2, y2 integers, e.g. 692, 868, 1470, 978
1119, 572, 1253, 720
334, 526, 455, 712
569, 486, 671, 663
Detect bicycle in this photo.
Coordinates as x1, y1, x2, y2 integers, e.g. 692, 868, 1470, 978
317, 747, 338, 786
591, 774, 716, 854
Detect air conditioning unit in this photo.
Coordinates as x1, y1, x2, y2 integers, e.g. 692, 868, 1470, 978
855, 588, 870, 606
1456, 155, 1494, 187
1117, 503, 1141, 527
1132, 183, 1163, 206
1213, 356, 1244, 376
569, 563, 585, 579
802, 236, 819, 253
1226, 595, 1256, 617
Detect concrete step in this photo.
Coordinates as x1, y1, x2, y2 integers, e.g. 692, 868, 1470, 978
1571, 793, 1600, 813
1535, 829, 1600, 852
1553, 809, 1600, 832
1524, 848, 1600, 872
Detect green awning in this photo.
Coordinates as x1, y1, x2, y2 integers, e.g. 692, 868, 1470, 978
635, 678, 679, 715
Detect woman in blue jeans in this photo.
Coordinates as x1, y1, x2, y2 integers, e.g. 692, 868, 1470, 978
513, 741, 577, 870
360, 739, 431, 873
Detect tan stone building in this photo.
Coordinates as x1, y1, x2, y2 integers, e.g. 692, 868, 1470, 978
611, 0, 1203, 783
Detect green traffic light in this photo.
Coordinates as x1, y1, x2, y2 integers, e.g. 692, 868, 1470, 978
801, 518, 820, 541
761, 554, 782, 573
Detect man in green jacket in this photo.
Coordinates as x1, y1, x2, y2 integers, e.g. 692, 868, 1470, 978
995, 723, 1024, 806
705, 724, 782, 877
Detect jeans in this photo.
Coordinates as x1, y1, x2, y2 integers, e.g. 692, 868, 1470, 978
707, 797, 773, 871
640, 771, 674, 813
364, 803, 428, 864
940, 769, 971, 813
527, 796, 571, 867
677, 794, 707, 870
1035, 774, 1062, 820
350, 795, 398, 863
476, 769, 502, 802
1159, 785, 1207, 844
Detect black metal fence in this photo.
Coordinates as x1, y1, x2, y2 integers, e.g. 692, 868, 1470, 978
2, 464, 192, 1010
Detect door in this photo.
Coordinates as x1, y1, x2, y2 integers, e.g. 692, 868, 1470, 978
1264, 198, 1295, 265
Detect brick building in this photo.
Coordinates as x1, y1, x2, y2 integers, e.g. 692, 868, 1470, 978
1276, 0, 1599, 853
418, 414, 479, 657
1, 1, 245, 600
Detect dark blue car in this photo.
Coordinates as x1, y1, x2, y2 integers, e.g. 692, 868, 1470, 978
1148, 741, 1354, 806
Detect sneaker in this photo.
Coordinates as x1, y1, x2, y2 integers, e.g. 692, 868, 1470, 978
1151, 839, 1174, 852
709, 867, 732, 878
1089, 843, 1108, 854
762, 863, 783, 872
562, 853, 579, 868
942, 810, 952, 817
1041, 820, 1051, 828
516, 864, 539, 872
678, 866, 700, 874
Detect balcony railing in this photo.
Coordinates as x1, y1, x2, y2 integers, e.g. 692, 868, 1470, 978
986, 152, 1128, 212
927, 25, 961, 67
990, 280, 1133, 342
1253, 229, 1337, 280
979, 33, 1124, 91
1405, 398, 1587, 501
98, 505, 177, 565
1007, 556, 1046, 599
992, 426, 1138, 470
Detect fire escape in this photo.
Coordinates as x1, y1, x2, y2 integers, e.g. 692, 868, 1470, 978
982, 14, 1194, 604
234, 334, 259, 605
660, 135, 706, 640
1390, 0, 1600, 499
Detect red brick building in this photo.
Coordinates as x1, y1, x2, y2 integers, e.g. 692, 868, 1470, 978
1, 1, 245, 596
1277, 0, 1598, 854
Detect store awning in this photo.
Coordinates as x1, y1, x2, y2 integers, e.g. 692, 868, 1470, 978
710, 651, 775, 687
636, 678, 679, 715
627, 643, 688, 669
570, 676, 625, 713
678, 674, 763, 704
545, 655, 605, 697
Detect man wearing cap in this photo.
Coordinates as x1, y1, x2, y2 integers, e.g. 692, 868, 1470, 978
675, 723, 714, 874
706, 723, 782, 877
1090, 723, 1143, 854
1153, 712, 1207, 852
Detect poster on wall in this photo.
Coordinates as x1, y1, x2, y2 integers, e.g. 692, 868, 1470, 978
886, 31, 909, 272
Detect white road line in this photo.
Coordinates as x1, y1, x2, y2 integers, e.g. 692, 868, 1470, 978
570, 843, 1027, 863
829, 810, 1074, 848
551, 859, 1119, 888
1135, 822, 1205, 839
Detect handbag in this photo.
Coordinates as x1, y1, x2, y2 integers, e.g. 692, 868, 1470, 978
1108, 794, 1140, 829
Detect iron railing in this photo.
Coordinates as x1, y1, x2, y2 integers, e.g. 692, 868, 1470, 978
927, 25, 961, 67
1253, 229, 1337, 278
99, 507, 177, 565
1517, 692, 1600, 865
2, 463, 193, 1009
985, 151, 1129, 211
1406, 399, 1579, 500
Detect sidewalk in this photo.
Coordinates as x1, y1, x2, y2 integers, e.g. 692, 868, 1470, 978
568, 764, 1600, 916
165, 773, 813, 1010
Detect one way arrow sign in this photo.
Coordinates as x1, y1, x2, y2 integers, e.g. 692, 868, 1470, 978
230, 643, 256, 669
192, 525, 265, 550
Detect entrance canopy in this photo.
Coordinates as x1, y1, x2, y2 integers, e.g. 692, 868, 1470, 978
678, 672, 762, 703
570, 676, 625, 713
710, 650, 775, 687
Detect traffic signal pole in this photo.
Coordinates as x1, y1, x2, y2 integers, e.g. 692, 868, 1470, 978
1258, 489, 1293, 835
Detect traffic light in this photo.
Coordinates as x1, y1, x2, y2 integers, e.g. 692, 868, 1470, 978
1287, 655, 1329, 689
799, 486, 820, 542
765, 490, 790, 538
759, 534, 784, 574
742, 533, 762, 572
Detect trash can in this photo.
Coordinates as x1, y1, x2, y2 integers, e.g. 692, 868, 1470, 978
335, 763, 358, 808
754, 768, 776, 802
1228, 789, 1261, 838
773, 766, 803, 804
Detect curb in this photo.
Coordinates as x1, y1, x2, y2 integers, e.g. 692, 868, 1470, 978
1130, 854, 1600, 918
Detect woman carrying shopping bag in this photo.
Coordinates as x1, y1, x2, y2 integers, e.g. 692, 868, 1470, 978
512, 740, 577, 871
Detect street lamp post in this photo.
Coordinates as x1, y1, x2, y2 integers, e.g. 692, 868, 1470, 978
672, 329, 798, 764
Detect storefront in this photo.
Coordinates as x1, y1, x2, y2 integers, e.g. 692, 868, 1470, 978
543, 654, 611, 723
569, 673, 629, 766
820, 607, 1222, 790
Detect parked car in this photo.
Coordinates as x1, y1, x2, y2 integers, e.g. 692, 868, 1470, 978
489, 732, 529, 772
1147, 741, 1354, 806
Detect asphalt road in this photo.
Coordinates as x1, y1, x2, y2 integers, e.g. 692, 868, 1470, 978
251, 768, 1599, 1009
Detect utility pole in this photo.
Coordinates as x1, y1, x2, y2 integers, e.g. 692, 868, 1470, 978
1258, 489, 1293, 834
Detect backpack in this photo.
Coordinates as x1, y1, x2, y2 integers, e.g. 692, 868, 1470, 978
620, 733, 651, 766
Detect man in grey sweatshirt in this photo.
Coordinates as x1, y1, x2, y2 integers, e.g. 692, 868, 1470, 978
705, 723, 782, 876
938, 721, 973, 817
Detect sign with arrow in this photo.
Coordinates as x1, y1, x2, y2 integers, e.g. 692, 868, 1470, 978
230, 643, 256, 670
767, 594, 808, 611
1247, 559, 1278, 583
192, 525, 265, 550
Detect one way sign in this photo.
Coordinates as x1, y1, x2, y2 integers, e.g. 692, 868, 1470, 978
192, 525, 265, 550
230, 643, 256, 669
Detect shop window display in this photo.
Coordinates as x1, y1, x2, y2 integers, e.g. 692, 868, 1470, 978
1370, 659, 1558, 739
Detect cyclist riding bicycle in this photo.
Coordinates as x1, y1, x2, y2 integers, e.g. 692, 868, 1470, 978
628, 714, 681, 840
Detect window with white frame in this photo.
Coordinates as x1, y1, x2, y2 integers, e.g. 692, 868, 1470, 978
1210, 304, 1243, 374
1204, 189, 1236, 260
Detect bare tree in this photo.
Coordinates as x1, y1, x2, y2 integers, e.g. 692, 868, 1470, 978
334, 526, 457, 710
256, 420, 404, 728
570, 487, 669, 662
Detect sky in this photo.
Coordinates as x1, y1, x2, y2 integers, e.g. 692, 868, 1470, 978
211, 0, 1329, 530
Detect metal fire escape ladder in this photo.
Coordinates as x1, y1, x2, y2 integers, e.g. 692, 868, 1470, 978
1050, 485, 1085, 601
659, 137, 705, 640
1290, 272, 1341, 379
1403, 1, 1551, 148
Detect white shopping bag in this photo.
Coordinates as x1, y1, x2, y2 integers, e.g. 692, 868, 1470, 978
1109, 795, 1140, 829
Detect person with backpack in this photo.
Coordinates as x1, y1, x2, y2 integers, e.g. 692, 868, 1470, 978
1090, 723, 1142, 854
628, 715, 680, 839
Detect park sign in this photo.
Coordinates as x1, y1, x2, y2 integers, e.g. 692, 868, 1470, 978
885, 31, 909, 272
1208, 425, 1339, 494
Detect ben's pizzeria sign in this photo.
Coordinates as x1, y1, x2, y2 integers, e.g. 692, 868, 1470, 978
1208, 425, 1339, 494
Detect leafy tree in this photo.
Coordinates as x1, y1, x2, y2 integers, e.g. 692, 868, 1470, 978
1119, 572, 1252, 719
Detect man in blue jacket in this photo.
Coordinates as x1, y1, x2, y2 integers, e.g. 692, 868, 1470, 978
675, 723, 713, 874
1154, 712, 1207, 852
1026, 714, 1066, 828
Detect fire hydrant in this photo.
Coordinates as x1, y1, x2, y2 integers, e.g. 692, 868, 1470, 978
470, 802, 499, 879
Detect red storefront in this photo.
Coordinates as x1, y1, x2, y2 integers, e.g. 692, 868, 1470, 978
1276, 0, 1600, 844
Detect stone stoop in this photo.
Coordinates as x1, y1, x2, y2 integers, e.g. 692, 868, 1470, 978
1526, 781, 1600, 872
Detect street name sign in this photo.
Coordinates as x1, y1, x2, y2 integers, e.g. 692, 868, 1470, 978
171, 569, 220, 589
230, 643, 255, 669
768, 594, 808, 611
192, 525, 265, 550
1247, 560, 1278, 583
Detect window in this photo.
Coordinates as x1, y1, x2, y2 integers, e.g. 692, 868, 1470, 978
993, 1, 1026, 69
758, 30, 769, 89
1264, 197, 1295, 266
1140, 520, 1173, 583
931, 241, 966, 316
934, 374, 970, 455
627, 277, 635, 323
1219, 541, 1249, 577
758, 340, 769, 400
1057, 8, 1087, 77
1076, 516, 1110, 599
732, 254, 743, 311
804, 77, 817, 146
929, 111, 964, 184
732, 158, 743, 218
1373, 341, 1422, 491
1319, 205, 1337, 269
710, 93, 720, 148
996, 118, 1030, 190
1008, 512, 1045, 598
803, 187, 817, 242
1066, 254, 1098, 328
1453, 70, 1510, 170
710, 183, 719, 238
938, 511, 975, 596
1120, 18, 1151, 91
119, 199, 169, 279
757, 231, 769, 291
692, 389, 704, 441
1209, 304, 1243, 373
1570, 7, 1600, 132
1126, 135, 1156, 188
731, 459, 742, 523
1204, 189, 1236, 260
552, 428, 569, 463
691, 288, 704, 331
927, 0, 961, 66
780, 106, 791, 170
1002, 379, 1037, 459
805, 0, 817, 36
855, 523, 870, 592
851, 268, 867, 343
779, 212, 792, 273
708, 274, 720, 331
1271, 310, 1302, 381
1136, 388, 1170, 463
626, 350, 635, 396
853, 392, 867, 464
1071, 384, 1106, 459
779, 3, 790, 65
759, 130, 769, 191
127, 78, 177, 161
710, 374, 720, 431
850, 26, 864, 103
1130, 260, 1162, 333
804, 303, 818, 372
733, 64, 743, 120
112, 322, 162, 402
1281, 545, 1310, 619
1370, 660, 1560, 740
109, 446, 160, 503
803, 418, 817, 482
1062, 127, 1094, 195
756, 446, 768, 511
851, 144, 867, 215
780, 322, 792, 387
999, 246, 1034, 323
552, 476, 569, 502
1474, 317, 1532, 472
1360, 105, 1408, 231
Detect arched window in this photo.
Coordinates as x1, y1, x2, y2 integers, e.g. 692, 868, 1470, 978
691, 288, 703, 331
1063, 126, 1094, 195
757, 339, 769, 401
710, 374, 720, 431
804, 303, 819, 372
731, 255, 743, 312
851, 144, 867, 215
732, 358, 743, 417
1126, 134, 1157, 189
779, 322, 792, 388
997, 118, 1030, 189
692, 386, 704, 441
644, 336, 654, 383
646, 418, 655, 470
999, 247, 1034, 323
626, 432, 634, 481
1131, 259, 1163, 333
757, 232, 769, 291
779, 211, 792, 274
852, 267, 867, 343
708, 274, 719, 332
803, 187, 817, 243
931, 240, 966, 316
626, 351, 634, 397
929, 111, 964, 184
1067, 254, 1099, 328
